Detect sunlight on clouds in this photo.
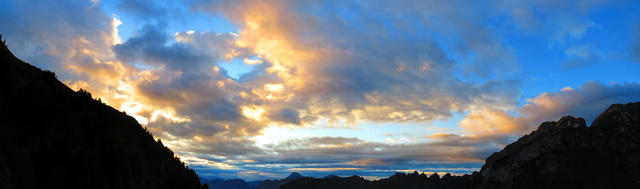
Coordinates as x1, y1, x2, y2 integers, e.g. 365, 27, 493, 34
561, 86, 575, 92
242, 105, 266, 121
121, 101, 149, 124
459, 110, 520, 137
346, 158, 388, 166
232, 3, 318, 90
264, 83, 284, 92
180, 155, 238, 170
252, 124, 296, 148
150, 108, 191, 123
288, 167, 361, 172
111, 16, 122, 45
249, 122, 367, 149
251, 84, 294, 102
243, 57, 263, 64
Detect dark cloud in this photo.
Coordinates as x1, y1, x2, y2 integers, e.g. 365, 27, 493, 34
111, 25, 262, 136
520, 81, 640, 124
0, 0, 113, 77
461, 82, 640, 138
269, 108, 301, 125
114, 25, 209, 71
632, 25, 640, 63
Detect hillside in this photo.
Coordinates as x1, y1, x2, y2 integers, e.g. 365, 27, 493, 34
0, 35, 207, 188
281, 102, 640, 189
470, 103, 640, 188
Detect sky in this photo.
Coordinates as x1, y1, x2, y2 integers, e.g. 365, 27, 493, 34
2, 0, 640, 181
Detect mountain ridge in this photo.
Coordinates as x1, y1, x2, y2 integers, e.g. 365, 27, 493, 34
0, 35, 207, 188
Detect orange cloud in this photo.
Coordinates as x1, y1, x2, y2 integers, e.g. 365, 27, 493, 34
346, 158, 389, 166
460, 110, 522, 137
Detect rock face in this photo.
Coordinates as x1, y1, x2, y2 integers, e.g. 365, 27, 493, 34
471, 103, 640, 189
0, 36, 206, 188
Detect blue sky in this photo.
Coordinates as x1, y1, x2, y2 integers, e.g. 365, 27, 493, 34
1, 0, 640, 181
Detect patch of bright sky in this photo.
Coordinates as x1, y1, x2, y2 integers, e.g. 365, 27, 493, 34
512, 5, 640, 105
98, 0, 237, 45
252, 113, 465, 148
219, 58, 256, 80
98, 0, 256, 76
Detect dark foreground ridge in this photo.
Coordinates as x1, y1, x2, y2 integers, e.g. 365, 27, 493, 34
281, 102, 640, 189
0, 35, 207, 188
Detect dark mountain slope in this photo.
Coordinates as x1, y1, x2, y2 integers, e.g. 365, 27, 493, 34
0, 35, 207, 188
472, 103, 640, 189
281, 102, 640, 189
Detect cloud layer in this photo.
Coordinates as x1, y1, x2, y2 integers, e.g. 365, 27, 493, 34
1, 0, 640, 180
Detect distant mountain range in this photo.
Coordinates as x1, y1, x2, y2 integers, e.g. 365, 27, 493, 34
0, 35, 206, 188
203, 172, 304, 189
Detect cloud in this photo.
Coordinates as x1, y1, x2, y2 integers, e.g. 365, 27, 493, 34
268, 108, 301, 125
0, 0, 119, 74
181, 133, 499, 179
562, 44, 603, 68
114, 25, 236, 71
191, 0, 525, 125
460, 81, 640, 137
632, 25, 640, 63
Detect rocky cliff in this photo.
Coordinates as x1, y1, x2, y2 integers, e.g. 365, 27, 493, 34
470, 102, 640, 188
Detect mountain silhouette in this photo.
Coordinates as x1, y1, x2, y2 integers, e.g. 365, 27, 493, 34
254, 172, 307, 189
281, 102, 640, 189
205, 178, 253, 189
322, 175, 338, 179
280, 172, 467, 189
203, 172, 305, 189
0, 35, 207, 188
467, 103, 640, 188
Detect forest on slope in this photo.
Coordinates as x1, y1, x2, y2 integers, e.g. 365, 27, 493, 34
0, 35, 207, 189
